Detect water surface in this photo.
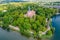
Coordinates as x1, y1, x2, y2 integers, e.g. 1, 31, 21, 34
52, 15, 60, 40
0, 28, 28, 40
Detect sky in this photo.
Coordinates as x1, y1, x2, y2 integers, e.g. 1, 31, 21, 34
0, 0, 60, 2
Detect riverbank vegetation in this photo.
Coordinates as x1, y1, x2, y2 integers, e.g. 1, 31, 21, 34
0, 2, 57, 40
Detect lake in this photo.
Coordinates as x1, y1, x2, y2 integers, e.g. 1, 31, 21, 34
0, 0, 28, 4
0, 28, 35, 40
52, 14, 60, 40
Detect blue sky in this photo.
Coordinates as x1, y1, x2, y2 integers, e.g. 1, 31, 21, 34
0, 0, 60, 2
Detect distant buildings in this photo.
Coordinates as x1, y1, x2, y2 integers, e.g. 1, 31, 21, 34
0, 0, 60, 3
23, 0, 60, 2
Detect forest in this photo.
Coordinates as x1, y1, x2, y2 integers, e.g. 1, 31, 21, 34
0, 2, 57, 40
